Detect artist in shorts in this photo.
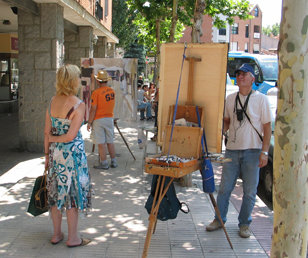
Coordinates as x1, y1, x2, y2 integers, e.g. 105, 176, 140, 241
87, 70, 117, 169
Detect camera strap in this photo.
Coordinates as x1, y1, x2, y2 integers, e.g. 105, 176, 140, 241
237, 91, 263, 142
235, 90, 251, 113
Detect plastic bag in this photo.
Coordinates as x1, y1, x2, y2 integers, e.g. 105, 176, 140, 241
137, 128, 146, 149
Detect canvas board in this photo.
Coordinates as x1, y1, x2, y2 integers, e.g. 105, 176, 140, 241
157, 43, 228, 153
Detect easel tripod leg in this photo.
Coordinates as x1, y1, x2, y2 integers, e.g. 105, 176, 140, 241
209, 193, 233, 249
142, 176, 174, 257
142, 214, 157, 258
114, 122, 136, 160
142, 176, 163, 258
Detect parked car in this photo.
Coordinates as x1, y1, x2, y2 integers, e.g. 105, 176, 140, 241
227, 51, 278, 94
259, 87, 277, 201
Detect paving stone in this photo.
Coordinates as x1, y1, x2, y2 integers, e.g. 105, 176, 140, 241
0, 117, 271, 257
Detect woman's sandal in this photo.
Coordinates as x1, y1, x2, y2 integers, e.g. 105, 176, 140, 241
67, 238, 91, 248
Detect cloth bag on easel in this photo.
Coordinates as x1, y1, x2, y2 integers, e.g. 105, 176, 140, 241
196, 106, 215, 193
145, 175, 189, 221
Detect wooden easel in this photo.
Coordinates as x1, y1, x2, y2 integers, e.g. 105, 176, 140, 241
177, 56, 201, 187
185, 56, 201, 105
142, 55, 233, 257
143, 126, 202, 258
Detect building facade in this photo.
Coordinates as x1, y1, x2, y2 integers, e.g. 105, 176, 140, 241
228, 5, 262, 53
0, 0, 118, 151
180, 5, 262, 54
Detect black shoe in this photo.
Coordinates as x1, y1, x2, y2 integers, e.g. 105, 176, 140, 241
140, 118, 145, 121
146, 117, 152, 121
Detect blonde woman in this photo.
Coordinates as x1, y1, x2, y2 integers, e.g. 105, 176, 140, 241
44, 64, 92, 247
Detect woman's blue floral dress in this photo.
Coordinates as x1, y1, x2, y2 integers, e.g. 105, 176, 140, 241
47, 100, 92, 214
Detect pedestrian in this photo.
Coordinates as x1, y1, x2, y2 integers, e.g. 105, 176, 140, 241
206, 63, 272, 238
151, 83, 159, 141
44, 64, 92, 247
137, 75, 144, 87
87, 70, 117, 169
137, 84, 152, 121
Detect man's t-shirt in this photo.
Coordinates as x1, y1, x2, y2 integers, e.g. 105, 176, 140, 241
91, 86, 115, 120
224, 90, 272, 150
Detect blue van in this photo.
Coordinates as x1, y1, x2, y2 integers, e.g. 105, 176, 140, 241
227, 52, 278, 94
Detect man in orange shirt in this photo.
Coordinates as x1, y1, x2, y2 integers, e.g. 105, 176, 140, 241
87, 70, 117, 169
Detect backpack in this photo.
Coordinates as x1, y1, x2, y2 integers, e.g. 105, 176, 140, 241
145, 175, 189, 221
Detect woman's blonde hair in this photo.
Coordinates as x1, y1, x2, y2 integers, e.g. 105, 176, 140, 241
56, 64, 81, 96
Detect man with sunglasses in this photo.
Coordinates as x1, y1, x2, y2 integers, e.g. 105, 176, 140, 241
206, 64, 272, 238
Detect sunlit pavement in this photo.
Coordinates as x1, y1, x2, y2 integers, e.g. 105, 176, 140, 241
0, 115, 272, 257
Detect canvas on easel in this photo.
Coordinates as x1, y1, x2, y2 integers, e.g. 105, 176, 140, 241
157, 43, 228, 153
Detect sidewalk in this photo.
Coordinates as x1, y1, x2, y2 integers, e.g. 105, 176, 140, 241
0, 116, 272, 257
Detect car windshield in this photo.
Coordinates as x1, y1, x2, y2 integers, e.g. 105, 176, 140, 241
258, 58, 278, 81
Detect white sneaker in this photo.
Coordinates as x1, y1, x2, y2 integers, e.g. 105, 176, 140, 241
239, 225, 251, 238
206, 219, 222, 231
94, 161, 109, 170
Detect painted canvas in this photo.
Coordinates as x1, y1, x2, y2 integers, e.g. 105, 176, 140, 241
80, 58, 138, 121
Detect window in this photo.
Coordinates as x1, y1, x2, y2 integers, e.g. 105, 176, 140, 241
253, 43, 260, 54
227, 57, 258, 78
230, 42, 238, 51
245, 25, 249, 38
244, 43, 248, 52
254, 7, 259, 17
254, 25, 260, 38
231, 23, 238, 34
219, 28, 226, 36
105, 0, 108, 17
95, 0, 103, 20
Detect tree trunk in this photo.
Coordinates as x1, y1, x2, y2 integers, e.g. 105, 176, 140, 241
154, 19, 161, 84
191, 0, 206, 43
169, 0, 178, 42
271, 1, 308, 257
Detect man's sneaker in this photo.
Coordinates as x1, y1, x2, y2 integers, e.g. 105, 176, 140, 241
239, 225, 251, 238
94, 161, 109, 170
110, 159, 118, 168
205, 219, 223, 231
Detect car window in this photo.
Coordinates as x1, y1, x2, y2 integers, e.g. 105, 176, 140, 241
258, 59, 278, 81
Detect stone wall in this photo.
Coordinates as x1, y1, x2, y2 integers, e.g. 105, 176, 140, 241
64, 26, 94, 66
18, 4, 64, 152
93, 36, 107, 58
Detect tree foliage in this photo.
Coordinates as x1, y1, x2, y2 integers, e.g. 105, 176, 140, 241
112, 0, 139, 50
116, 0, 252, 77
262, 23, 280, 37
124, 40, 146, 75
126, 0, 252, 54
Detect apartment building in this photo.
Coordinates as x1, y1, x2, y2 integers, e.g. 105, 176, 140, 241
228, 5, 262, 53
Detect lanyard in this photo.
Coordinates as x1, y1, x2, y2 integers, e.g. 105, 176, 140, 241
235, 90, 252, 113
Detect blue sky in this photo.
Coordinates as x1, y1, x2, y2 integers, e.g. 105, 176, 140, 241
250, 0, 282, 27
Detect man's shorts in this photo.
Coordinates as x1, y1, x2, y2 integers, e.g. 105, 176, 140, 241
92, 117, 114, 144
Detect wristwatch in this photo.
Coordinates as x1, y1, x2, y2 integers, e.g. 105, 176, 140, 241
261, 151, 268, 156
